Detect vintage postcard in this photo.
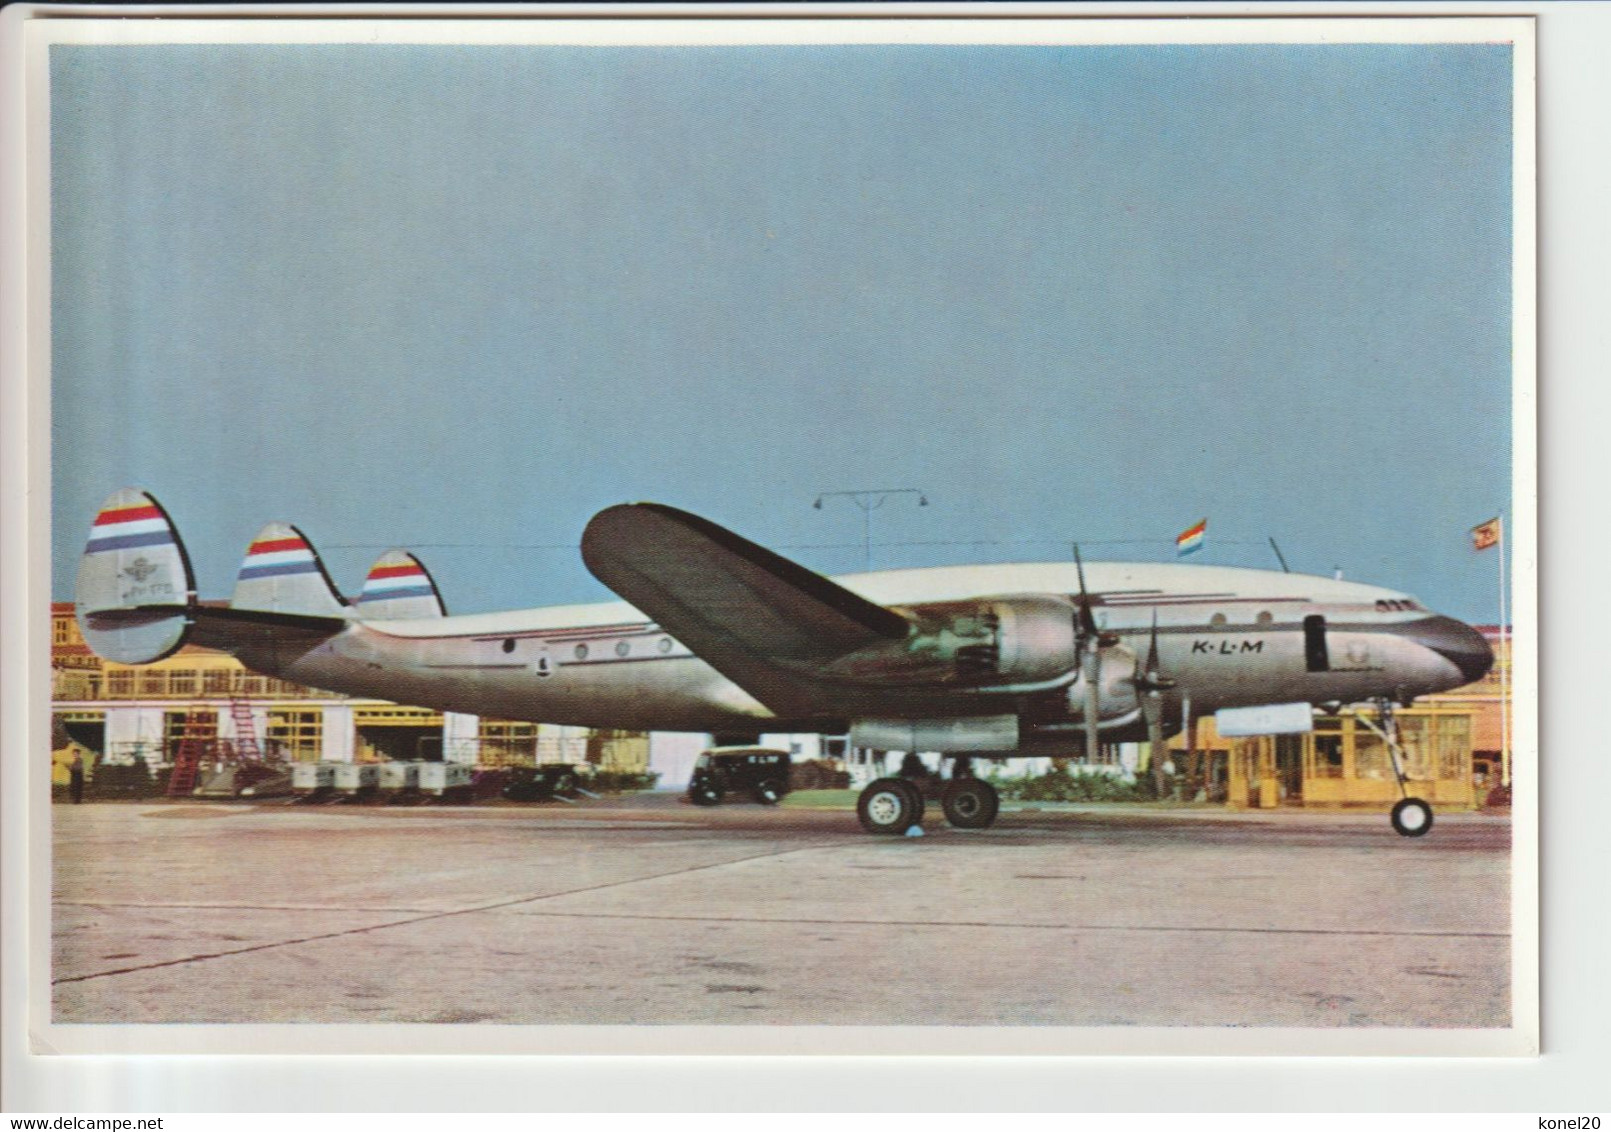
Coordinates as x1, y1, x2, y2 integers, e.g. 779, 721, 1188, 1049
10, 11, 1535, 1059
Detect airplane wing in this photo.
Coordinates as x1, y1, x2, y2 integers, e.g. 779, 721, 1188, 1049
581, 503, 912, 718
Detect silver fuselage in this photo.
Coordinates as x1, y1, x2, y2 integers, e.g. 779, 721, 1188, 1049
234, 560, 1489, 737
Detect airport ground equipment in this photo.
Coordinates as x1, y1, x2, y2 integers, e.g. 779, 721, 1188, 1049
227, 698, 263, 761
291, 762, 337, 799
687, 747, 792, 806
503, 764, 583, 803
418, 761, 474, 800
166, 705, 218, 797
193, 763, 293, 799
377, 760, 422, 798
333, 763, 380, 798
86, 758, 161, 799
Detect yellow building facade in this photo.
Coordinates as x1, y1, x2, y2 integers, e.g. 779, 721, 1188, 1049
51, 603, 649, 780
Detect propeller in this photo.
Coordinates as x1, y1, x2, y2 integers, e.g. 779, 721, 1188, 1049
1131, 610, 1179, 795
1072, 545, 1117, 762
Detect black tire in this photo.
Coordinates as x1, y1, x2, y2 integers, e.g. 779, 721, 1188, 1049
688, 778, 724, 807
1390, 797, 1434, 837
753, 778, 784, 806
941, 777, 999, 829
902, 778, 927, 825
857, 777, 921, 835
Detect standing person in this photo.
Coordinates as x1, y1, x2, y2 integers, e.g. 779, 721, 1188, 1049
69, 750, 85, 804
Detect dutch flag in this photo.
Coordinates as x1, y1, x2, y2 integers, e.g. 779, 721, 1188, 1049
1176, 519, 1207, 557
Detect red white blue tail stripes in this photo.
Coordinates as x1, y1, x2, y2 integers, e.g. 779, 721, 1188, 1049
86, 501, 177, 555
231, 522, 347, 616
361, 558, 434, 603
238, 531, 321, 583
76, 488, 194, 664
356, 550, 446, 619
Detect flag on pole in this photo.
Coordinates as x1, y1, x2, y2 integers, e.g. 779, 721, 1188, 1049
1470, 516, 1502, 551
1175, 519, 1207, 557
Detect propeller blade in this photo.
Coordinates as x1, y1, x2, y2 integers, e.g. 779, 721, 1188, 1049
1072, 543, 1100, 639
1132, 609, 1177, 693
1083, 643, 1102, 762
1146, 609, 1161, 680
1146, 688, 1169, 797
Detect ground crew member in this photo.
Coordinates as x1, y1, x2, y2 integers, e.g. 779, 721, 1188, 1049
69, 751, 85, 804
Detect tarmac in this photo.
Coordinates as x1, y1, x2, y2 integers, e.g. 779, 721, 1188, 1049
50, 795, 1511, 1028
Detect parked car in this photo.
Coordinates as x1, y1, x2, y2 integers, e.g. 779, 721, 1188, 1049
502, 763, 584, 803
687, 747, 792, 806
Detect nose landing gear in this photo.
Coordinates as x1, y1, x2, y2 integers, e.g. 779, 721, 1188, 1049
1363, 697, 1435, 838
1390, 796, 1434, 837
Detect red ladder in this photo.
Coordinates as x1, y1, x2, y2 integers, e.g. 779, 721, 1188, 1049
228, 699, 263, 763
167, 705, 218, 797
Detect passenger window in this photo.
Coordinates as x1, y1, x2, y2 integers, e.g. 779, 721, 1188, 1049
1210, 613, 1227, 628
1304, 615, 1329, 673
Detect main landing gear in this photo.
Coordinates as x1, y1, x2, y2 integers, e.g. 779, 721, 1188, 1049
855, 759, 1001, 835
1361, 697, 1435, 838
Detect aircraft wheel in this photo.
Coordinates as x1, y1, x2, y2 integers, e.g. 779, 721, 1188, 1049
753, 778, 784, 806
858, 777, 921, 835
942, 777, 999, 829
1390, 797, 1434, 837
689, 779, 723, 807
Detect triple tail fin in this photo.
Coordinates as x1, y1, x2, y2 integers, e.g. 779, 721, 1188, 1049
231, 523, 349, 617
75, 488, 196, 663
354, 551, 447, 620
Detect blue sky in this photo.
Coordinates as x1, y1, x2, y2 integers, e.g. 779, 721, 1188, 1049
50, 42, 1514, 620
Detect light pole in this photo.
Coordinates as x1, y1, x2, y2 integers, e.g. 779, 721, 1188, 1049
812, 488, 929, 572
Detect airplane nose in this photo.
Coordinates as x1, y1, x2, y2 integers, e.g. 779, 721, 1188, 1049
1409, 616, 1494, 684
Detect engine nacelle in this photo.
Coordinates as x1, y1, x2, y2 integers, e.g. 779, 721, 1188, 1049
823, 594, 1080, 689
1063, 642, 1142, 721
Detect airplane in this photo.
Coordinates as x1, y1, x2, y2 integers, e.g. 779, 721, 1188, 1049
73, 488, 1494, 838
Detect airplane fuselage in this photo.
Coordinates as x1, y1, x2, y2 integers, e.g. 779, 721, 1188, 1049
236, 560, 1490, 745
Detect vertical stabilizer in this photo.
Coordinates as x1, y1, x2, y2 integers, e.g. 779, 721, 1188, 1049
74, 488, 195, 663
355, 550, 447, 620
231, 523, 349, 616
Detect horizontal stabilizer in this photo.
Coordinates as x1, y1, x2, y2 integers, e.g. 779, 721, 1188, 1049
355, 550, 446, 620
75, 490, 348, 666
232, 523, 349, 617
581, 503, 910, 716
185, 604, 348, 655
75, 488, 195, 663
